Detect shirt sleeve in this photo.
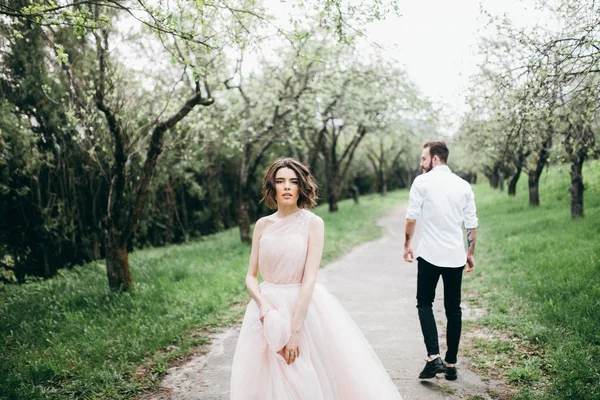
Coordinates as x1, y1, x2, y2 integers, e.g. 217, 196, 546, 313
406, 178, 423, 220
463, 185, 478, 229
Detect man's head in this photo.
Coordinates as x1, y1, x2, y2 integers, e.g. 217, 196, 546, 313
421, 141, 449, 173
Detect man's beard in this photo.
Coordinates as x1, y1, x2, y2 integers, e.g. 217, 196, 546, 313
423, 159, 433, 173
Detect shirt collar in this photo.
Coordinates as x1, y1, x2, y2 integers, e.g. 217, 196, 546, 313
431, 165, 451, 172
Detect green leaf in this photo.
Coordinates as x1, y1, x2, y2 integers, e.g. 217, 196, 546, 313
56, 44, 69, 64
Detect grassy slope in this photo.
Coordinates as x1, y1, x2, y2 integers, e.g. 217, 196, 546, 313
0, 190, 407, 400
464, 160, 600, 400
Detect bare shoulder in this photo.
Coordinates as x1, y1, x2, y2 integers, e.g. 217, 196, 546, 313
306, 213, 324, 244
308, 213, 324, 231
254, 215, 275, 235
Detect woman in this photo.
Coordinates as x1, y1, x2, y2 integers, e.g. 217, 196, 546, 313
230, 157, 402, 400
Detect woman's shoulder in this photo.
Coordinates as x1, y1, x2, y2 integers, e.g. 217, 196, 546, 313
286, 208, 322, 231
255, 214, 277, 233
305, 210, 324, 230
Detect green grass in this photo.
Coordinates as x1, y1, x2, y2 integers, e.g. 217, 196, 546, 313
465, 159, 600, 400
438, 385, 457, 394
0, 190, 407, 400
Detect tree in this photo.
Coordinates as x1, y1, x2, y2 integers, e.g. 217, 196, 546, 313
364, 115, 435, 195
95, 31, 215, 289
315, 55, 419, 211
224, 48, 315, 243
16, 0, 258, 289
559, 88, 597, 218
469, 0, 600, 216
0, 1, 110, 280
0, 0, 404, 285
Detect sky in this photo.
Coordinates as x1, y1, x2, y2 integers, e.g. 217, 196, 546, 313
361, 0, 548, 134
251, 0, 551, 135
116, 0, 552, 135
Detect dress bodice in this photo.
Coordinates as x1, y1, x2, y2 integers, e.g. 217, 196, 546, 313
259, 208, 312, 284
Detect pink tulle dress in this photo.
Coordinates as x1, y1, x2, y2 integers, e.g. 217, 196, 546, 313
230, 208, 403, 400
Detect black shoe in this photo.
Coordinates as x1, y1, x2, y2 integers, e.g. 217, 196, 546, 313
445, 365, 457, 381
418, 357, 446, 379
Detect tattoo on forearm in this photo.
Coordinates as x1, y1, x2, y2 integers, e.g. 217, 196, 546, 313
467, 229, 476, 253
405, 232, 412, 246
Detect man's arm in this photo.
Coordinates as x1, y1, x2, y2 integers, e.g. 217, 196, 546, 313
404, 219, 417, 262
404, 177, 423, 263
463, 185, 478, 272
465, 227, 477, 272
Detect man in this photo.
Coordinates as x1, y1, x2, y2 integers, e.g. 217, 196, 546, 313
403, 141, 478, 381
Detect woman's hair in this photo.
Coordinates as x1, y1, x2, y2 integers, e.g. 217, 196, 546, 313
261, 157, 318, 210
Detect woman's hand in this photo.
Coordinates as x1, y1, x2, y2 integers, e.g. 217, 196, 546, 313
259, 303, 274, 324
279, 331, 300, 365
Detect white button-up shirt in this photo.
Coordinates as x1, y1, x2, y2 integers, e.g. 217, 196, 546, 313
406, 165, 478, 268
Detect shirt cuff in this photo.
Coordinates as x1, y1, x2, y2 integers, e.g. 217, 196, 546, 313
406, 210, 421, 220
464, 218, 478, 229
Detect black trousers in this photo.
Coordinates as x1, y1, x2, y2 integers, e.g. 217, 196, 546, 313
416, 257, 464, 364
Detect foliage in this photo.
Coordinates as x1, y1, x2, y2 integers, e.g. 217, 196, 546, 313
459, 0, 599, 212
0, 0, 415, 284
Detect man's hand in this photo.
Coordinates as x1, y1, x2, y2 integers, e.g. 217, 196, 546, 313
404, 247, 414, 263
465, 253, 474, 273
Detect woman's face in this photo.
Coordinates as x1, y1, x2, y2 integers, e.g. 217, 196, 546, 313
274, 167, 300, 208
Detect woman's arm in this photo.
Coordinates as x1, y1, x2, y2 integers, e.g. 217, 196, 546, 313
281, 215, 325, 365
245, 218, 273, 322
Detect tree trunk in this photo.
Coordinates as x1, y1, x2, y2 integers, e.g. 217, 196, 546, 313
507, 165, 522, 196
406, 171, 413, 189
528, 136, 551, 206
381, 169, 388, 196
321, 123, 367, 212
528, 170, 540, 206
165, 189, 174, 245
238, 137, 252, 244
485, 168, 498, 188
325, 162, 340, 212
498, 171, 505, 191
42, 244, 51, 278
239, 194, 252, 244
324, 145, 338, 212
377, 172, 384, 194
563, 123, 592, 219
328, 190, 339, 212
569, 158, 585, 219
180, 187, 189, 233
93, 234, 101, 259
368, 156, 385, 195
105, 229, 133, 291
351, 185, 360, 204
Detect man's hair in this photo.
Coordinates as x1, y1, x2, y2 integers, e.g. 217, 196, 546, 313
261, 157, 318, 210
423, 141, 449, 164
